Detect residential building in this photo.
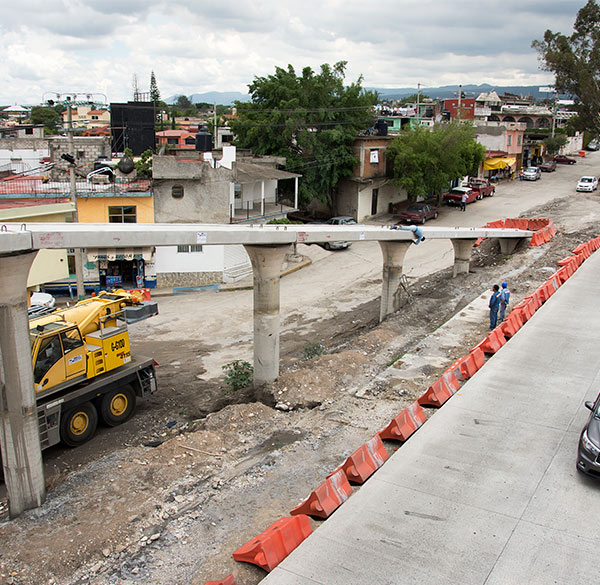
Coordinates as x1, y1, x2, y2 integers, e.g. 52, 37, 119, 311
474, 120, 526, 176
443, 98, 475, 120
61, 106, 110, 129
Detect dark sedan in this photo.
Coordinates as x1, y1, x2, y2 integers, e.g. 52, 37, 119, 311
540, 160, 557, 172
398, 202, 439, 224
577, 390, 600, 478
554, 154, 577, 165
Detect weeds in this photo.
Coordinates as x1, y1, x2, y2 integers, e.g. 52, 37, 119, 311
303, 342, 327, 361
222, 360, 253, 391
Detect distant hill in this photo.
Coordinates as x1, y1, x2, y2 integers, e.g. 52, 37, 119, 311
166, 84, 552, 106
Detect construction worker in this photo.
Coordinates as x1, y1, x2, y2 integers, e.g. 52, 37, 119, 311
489, 284, 502, 330
499, 281, 511, 322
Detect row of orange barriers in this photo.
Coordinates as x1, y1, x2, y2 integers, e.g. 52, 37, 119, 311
203, 234, 600, 585
474, 217, 557, 248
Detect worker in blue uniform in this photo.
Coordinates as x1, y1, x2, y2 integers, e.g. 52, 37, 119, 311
499, 281, 510, 322
489, 284, 502, 330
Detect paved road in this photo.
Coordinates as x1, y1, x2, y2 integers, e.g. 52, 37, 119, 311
135, 153, 599, 379
259, 246, 600, 585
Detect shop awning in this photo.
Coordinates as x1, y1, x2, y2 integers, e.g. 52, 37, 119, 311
483, 157, 516, 170
86, 247, 154, 262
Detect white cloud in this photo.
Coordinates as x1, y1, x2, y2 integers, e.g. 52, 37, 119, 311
0, 0, 584, 105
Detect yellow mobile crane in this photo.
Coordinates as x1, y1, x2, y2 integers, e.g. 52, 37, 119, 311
29, 290, 158, 448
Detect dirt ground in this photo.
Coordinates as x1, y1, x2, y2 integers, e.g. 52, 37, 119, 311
1, 190, 599, 585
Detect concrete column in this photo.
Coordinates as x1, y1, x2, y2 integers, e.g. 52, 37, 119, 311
378, 241, 413, 321
244, 244, 290, 386
294, 177, 298, 210
0, 252, 46, 517
451, 238, 478, 277
499, 237, 524, 255
260, 181, 265, 217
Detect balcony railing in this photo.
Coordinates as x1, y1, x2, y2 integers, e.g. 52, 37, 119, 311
0, 178, 153, 196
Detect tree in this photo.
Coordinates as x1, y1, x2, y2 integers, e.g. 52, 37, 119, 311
176, 95, 193, 110
532, 0, 600, 136
229, 61, 378, 209
386, 122, 486, 202
150, 71, 160, 103
399, 93, 430, 106
543, 133, 569, 155
29, 106, 60, 134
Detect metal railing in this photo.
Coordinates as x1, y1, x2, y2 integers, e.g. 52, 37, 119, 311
0, 178, 152, 196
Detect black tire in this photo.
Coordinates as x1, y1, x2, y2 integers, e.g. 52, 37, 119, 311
421, 217, 426, 225
324, 242, 331, 250
99, 385, 136, 427
61, 402, 98, 447
433, 212, 438, 219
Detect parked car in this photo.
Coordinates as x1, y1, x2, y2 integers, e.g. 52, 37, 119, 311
443, 186, 477, 206
398, 202, 439, 224
539, 160, 557, 172
325, 216, 357, 225
28, 292, 56, 317
522, 167, 542, 181
576, 176, 599, 192
577, 390, 600, 478
465, 177, 495, 197
306, 219, 353, 251
586, 139, 599, 151
554, 154, 577, 165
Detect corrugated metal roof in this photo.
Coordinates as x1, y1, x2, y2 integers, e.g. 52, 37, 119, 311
235, 161, 301, 183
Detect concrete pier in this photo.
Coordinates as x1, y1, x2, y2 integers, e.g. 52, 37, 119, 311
0, 252, 46, 517
451, 238, 477, 277
378, 241, 413, 321
244, 244, 290, 386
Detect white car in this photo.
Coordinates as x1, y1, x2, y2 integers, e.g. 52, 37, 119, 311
522, 167, 541, 181
576, 176, 598, 192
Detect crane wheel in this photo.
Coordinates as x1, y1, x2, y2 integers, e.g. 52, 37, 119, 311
99, 385, 136, 427
60, 402, 98, 447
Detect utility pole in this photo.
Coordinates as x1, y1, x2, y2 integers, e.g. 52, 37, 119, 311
457, 84, 462, 121
416, 83, 421, 127
213, 101, 218, 149
66, 99, 86, 301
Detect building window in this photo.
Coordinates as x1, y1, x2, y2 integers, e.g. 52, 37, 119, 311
507, 135, 512, 146
77, 150, 85, 158
108, 206, 137, 223
171, 184, 184, 199
177, 245, 203, 253
167, 138, 178, 145
25, 127, 33, 135
518, 135, 522, 146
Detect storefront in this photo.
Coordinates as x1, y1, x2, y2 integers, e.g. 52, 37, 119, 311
86, 248, 156, 289
483, 157, 517, 181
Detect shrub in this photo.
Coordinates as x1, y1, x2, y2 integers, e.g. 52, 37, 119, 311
222, 360, 254, 391
303, 342, 326, 361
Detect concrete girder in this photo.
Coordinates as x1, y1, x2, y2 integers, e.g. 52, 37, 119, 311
244, 244, 291, 386
378, 241, 413, 321
499, 237, 526, 255
0, 252, 46, 518
451, 238, 478, 277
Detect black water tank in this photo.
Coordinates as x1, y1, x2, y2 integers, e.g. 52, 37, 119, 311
195, 127, 213, 152
374, 119, 388, 136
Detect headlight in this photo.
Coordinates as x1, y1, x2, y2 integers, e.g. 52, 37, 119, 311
582, 430, 600, 457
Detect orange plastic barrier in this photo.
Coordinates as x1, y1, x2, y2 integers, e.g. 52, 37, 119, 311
529, 229, 547, 247
526, 291, 542, 311
486, 220, 506, 229
126, 288, 152, 301
453, 353, 479, 380
573, 242, 590, 258
557, 255, 577, 266
501, 311, 523, 338
379, 401, 427, 442
418, 372, 459, 407
504, 218, 529, 230
478, 328, 507, 354
329, 435, 389, 484
204, 576, 236, 585
470, 346, 486, 370
527, 218, 550, 231
290, 469, 352, 519
547, 220, 557, 237
233, 515, 312, 572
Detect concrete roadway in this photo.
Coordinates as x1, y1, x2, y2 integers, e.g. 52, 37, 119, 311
260, 248, 600, 585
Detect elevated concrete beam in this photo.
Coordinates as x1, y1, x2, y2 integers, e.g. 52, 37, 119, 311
499, 237, 525, 255
378, 241, 413, 321
244, 244, 290, 386
0, 252, 46, 518
451, 238, 478, 277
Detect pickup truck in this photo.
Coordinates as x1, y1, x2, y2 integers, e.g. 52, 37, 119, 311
465, 178, 495, 197
443, 186, 477, 206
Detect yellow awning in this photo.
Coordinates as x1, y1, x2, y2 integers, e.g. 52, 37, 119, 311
484, 157, 517, 170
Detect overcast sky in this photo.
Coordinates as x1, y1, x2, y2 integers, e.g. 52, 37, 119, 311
0, 0, 585, 106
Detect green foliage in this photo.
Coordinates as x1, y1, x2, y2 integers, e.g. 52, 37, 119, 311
532, 0, 600, 135
386, 122, 486, 201
302, 342, 327, 361
222, 360, 254, 391
135, 149, 153, 178
150, 71, 160, 103
266, 218, 302, 224
30, 106, 60, 134
229, 61, 378, 210
176, 95, 193, 110
543, 133, 569, 155
398, 93, 430, 105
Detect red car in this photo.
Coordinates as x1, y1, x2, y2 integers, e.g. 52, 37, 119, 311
554, 154, 577, 165
398, 202, 439, 224
466, 178, 495, 197
443, 186, 477, 205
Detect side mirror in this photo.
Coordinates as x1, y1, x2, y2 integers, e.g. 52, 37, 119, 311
585, 401, 594, 411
